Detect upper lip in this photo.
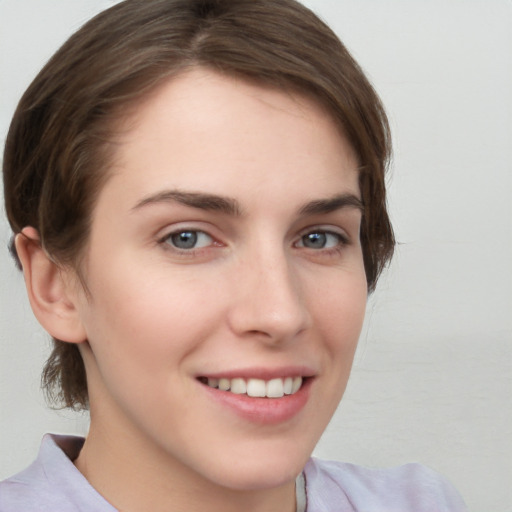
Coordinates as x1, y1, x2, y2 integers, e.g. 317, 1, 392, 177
197, 366, 317, 381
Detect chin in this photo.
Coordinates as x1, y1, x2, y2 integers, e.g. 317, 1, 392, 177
211, 461, 304, 492
193, 440, 313, 491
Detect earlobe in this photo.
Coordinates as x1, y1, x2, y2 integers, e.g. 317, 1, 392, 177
15, 227, 87, 344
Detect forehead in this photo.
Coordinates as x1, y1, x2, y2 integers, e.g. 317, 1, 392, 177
99, 67, 360, 212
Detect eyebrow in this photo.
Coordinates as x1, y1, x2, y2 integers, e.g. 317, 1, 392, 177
132, 189, 363, 217
298, 193, 364, 216
132, 190, 243, 216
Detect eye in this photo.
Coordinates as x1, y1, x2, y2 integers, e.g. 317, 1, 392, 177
296, 230, 345, 250
164, 230, 213, 250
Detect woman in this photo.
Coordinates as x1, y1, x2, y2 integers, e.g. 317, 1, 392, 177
0, 0, 467, 510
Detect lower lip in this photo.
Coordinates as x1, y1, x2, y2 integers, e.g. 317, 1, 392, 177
200, 378, 312, 425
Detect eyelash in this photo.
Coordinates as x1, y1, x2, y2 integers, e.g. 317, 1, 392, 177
294, 229, 349, 254
158, 229, 218, 257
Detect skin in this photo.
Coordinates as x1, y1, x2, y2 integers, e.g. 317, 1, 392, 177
20, 68, 368, 512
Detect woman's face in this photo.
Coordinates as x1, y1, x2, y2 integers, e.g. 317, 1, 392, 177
73, 68, 367, 491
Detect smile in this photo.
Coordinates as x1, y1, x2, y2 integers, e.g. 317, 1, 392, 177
199, 376, 303, 398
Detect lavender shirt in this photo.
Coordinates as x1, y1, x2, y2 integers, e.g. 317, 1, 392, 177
0, 434, 467, 511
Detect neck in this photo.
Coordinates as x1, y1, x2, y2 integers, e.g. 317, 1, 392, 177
74, 421, 297, 512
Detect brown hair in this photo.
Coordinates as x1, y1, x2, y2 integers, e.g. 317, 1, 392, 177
3, 0, 394, 409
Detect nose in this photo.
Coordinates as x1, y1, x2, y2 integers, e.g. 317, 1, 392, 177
227, 248, 311, 345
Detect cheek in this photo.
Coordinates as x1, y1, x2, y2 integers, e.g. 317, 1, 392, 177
81, 261, 223, 365
78, 268, 217, 418
310, 268, 368, 356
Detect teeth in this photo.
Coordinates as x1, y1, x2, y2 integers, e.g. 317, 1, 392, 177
203, 376, 304, 398
247, 379, 266, 397
266, 378, 284, 398
218, 378, 230, 391
292, 376, 302, 394
230, 378, 247, 394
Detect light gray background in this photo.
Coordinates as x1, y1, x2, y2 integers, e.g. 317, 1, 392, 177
1, 1, 511, 511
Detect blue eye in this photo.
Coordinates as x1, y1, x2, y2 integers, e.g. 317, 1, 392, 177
298, 231, 343, 249
165, 230, 213, 250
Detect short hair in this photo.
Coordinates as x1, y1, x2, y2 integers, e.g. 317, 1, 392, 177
3, 0, 394, 409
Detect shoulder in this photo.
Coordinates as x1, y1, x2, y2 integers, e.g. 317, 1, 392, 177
303, 457, 467, 512
0, 453, 50, 511
0, 434, 115, 512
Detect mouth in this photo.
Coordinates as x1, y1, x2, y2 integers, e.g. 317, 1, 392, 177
197, 376, 305, 398
197, 372, 314, 424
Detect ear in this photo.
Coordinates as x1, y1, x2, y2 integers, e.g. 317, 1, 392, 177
15, 227, 87, 344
